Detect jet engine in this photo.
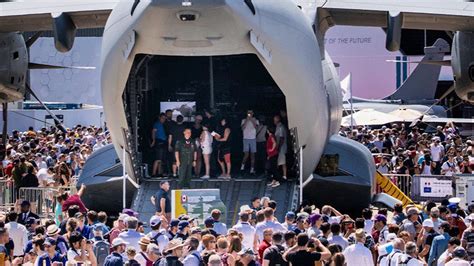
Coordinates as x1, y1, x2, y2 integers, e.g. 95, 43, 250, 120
451, 31, 474, 103
0, 32, 28, 102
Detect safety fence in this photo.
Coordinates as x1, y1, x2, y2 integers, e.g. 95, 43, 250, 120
376, 172, 474, 204
376, 174, 412, 196
0, 179, 77, 219
0, 180, 17, 212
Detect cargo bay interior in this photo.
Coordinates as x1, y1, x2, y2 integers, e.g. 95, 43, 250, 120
122, 54, 295, 179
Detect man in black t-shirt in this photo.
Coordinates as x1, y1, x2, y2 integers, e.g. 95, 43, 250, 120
151, 181, 171, 222
263, 232, 288, 266
168, 115, 186, 178
284, 233, 331, 266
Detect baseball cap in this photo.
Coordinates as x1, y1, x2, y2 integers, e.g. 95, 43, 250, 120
122, 208, 138, 217
422, 219, 434, 228
447, 203, 458, 212
386, 233, 397, 242
407, 207, 419, 216
149, 215, 162, 227
374, 214, 387, 222
170, 219, 180, 227
178, 221, 189, 231
452, 247, 467, 258
467, 213, 474, 222
285, 211, 296, 219
308, 213, 322, 225
44, 237, 57, 246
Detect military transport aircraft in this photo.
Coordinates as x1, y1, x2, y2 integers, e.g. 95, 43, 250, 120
0, 0, 473, 213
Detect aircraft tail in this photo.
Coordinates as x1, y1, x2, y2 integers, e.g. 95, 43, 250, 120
384, 38, 450, 101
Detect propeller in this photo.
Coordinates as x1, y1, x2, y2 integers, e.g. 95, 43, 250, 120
24, 82, 67, 134
26, 31, 96, 71
28, 63, 96, 70
25, 31, 44, 48
386, 59, 451, 66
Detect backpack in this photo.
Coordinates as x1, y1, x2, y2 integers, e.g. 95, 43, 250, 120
397, 255, 413, 266
158, 257, 184, 266
93, 239, 110, 265
151, 231, 163, 243
192, 253, 205, 266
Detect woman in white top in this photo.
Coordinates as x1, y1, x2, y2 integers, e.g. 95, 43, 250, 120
67, 231, 97, 266
200, 124, 213, 179
421, 154, 433, 175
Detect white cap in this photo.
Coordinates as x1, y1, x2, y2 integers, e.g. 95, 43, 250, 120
387, 233, 397, 242
118, 213, 129, 221
239, 205, 252, 214
112, 238, 128, 247
449, 197, 461, 204
467, 213, 474, 222
149, 215, 162, 227
422, 219, 434, 228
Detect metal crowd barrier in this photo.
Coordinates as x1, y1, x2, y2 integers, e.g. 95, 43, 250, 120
410, 174, 454, 203
18, 185, 77, 219
0, 179, 16, 211
376, 174, 412, 197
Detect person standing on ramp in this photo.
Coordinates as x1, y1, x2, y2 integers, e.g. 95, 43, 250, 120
175, 128, 197, 188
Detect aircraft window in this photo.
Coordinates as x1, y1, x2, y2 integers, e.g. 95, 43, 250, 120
13, 51, 19, 60
10, 76, 14, 84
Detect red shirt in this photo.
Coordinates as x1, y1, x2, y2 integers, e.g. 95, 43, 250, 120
5, 163, 13, 177
258, 240, 271, 263
61, 194, 87, 213
266, 134, 278, 158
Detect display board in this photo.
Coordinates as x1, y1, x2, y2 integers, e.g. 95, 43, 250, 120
171, 189, 226, 226
411, 175, 453, 202
419, 177, 452, 197
160, 102, 196, 122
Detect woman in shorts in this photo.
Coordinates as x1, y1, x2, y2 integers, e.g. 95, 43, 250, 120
200, 124, 213, 179
215, 118, 232, 180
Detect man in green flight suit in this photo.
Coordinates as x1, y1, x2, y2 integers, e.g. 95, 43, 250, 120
175, 128, 197, 188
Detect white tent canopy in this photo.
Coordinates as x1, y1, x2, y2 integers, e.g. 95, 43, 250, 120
389, 108, 424, 121
341, 109, 401, 126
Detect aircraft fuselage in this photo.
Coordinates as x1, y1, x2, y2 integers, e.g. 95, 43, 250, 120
101, 0, 342, 180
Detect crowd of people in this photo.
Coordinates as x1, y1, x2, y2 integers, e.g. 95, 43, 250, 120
0, 116, 472, 265
1, 185, 474, 265
0, 125, 111, 191
150, 109, 290, 188
339, 122, 473, 176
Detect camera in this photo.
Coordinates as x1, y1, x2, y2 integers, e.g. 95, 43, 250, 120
179, 14, 196, 21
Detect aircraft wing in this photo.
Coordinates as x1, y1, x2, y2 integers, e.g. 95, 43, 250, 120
0, 0, 118, 32
314, 0, 474, 32
422, 116, 474, 124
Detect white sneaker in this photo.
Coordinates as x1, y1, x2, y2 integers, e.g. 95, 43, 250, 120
250, 168, 255, 174
225, 175, 232, 180
240, 165, 245, 171
200, 175, 210, 179
271, 181, 281, 188
218, 175, 226, 179
282, 176, 287, 180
